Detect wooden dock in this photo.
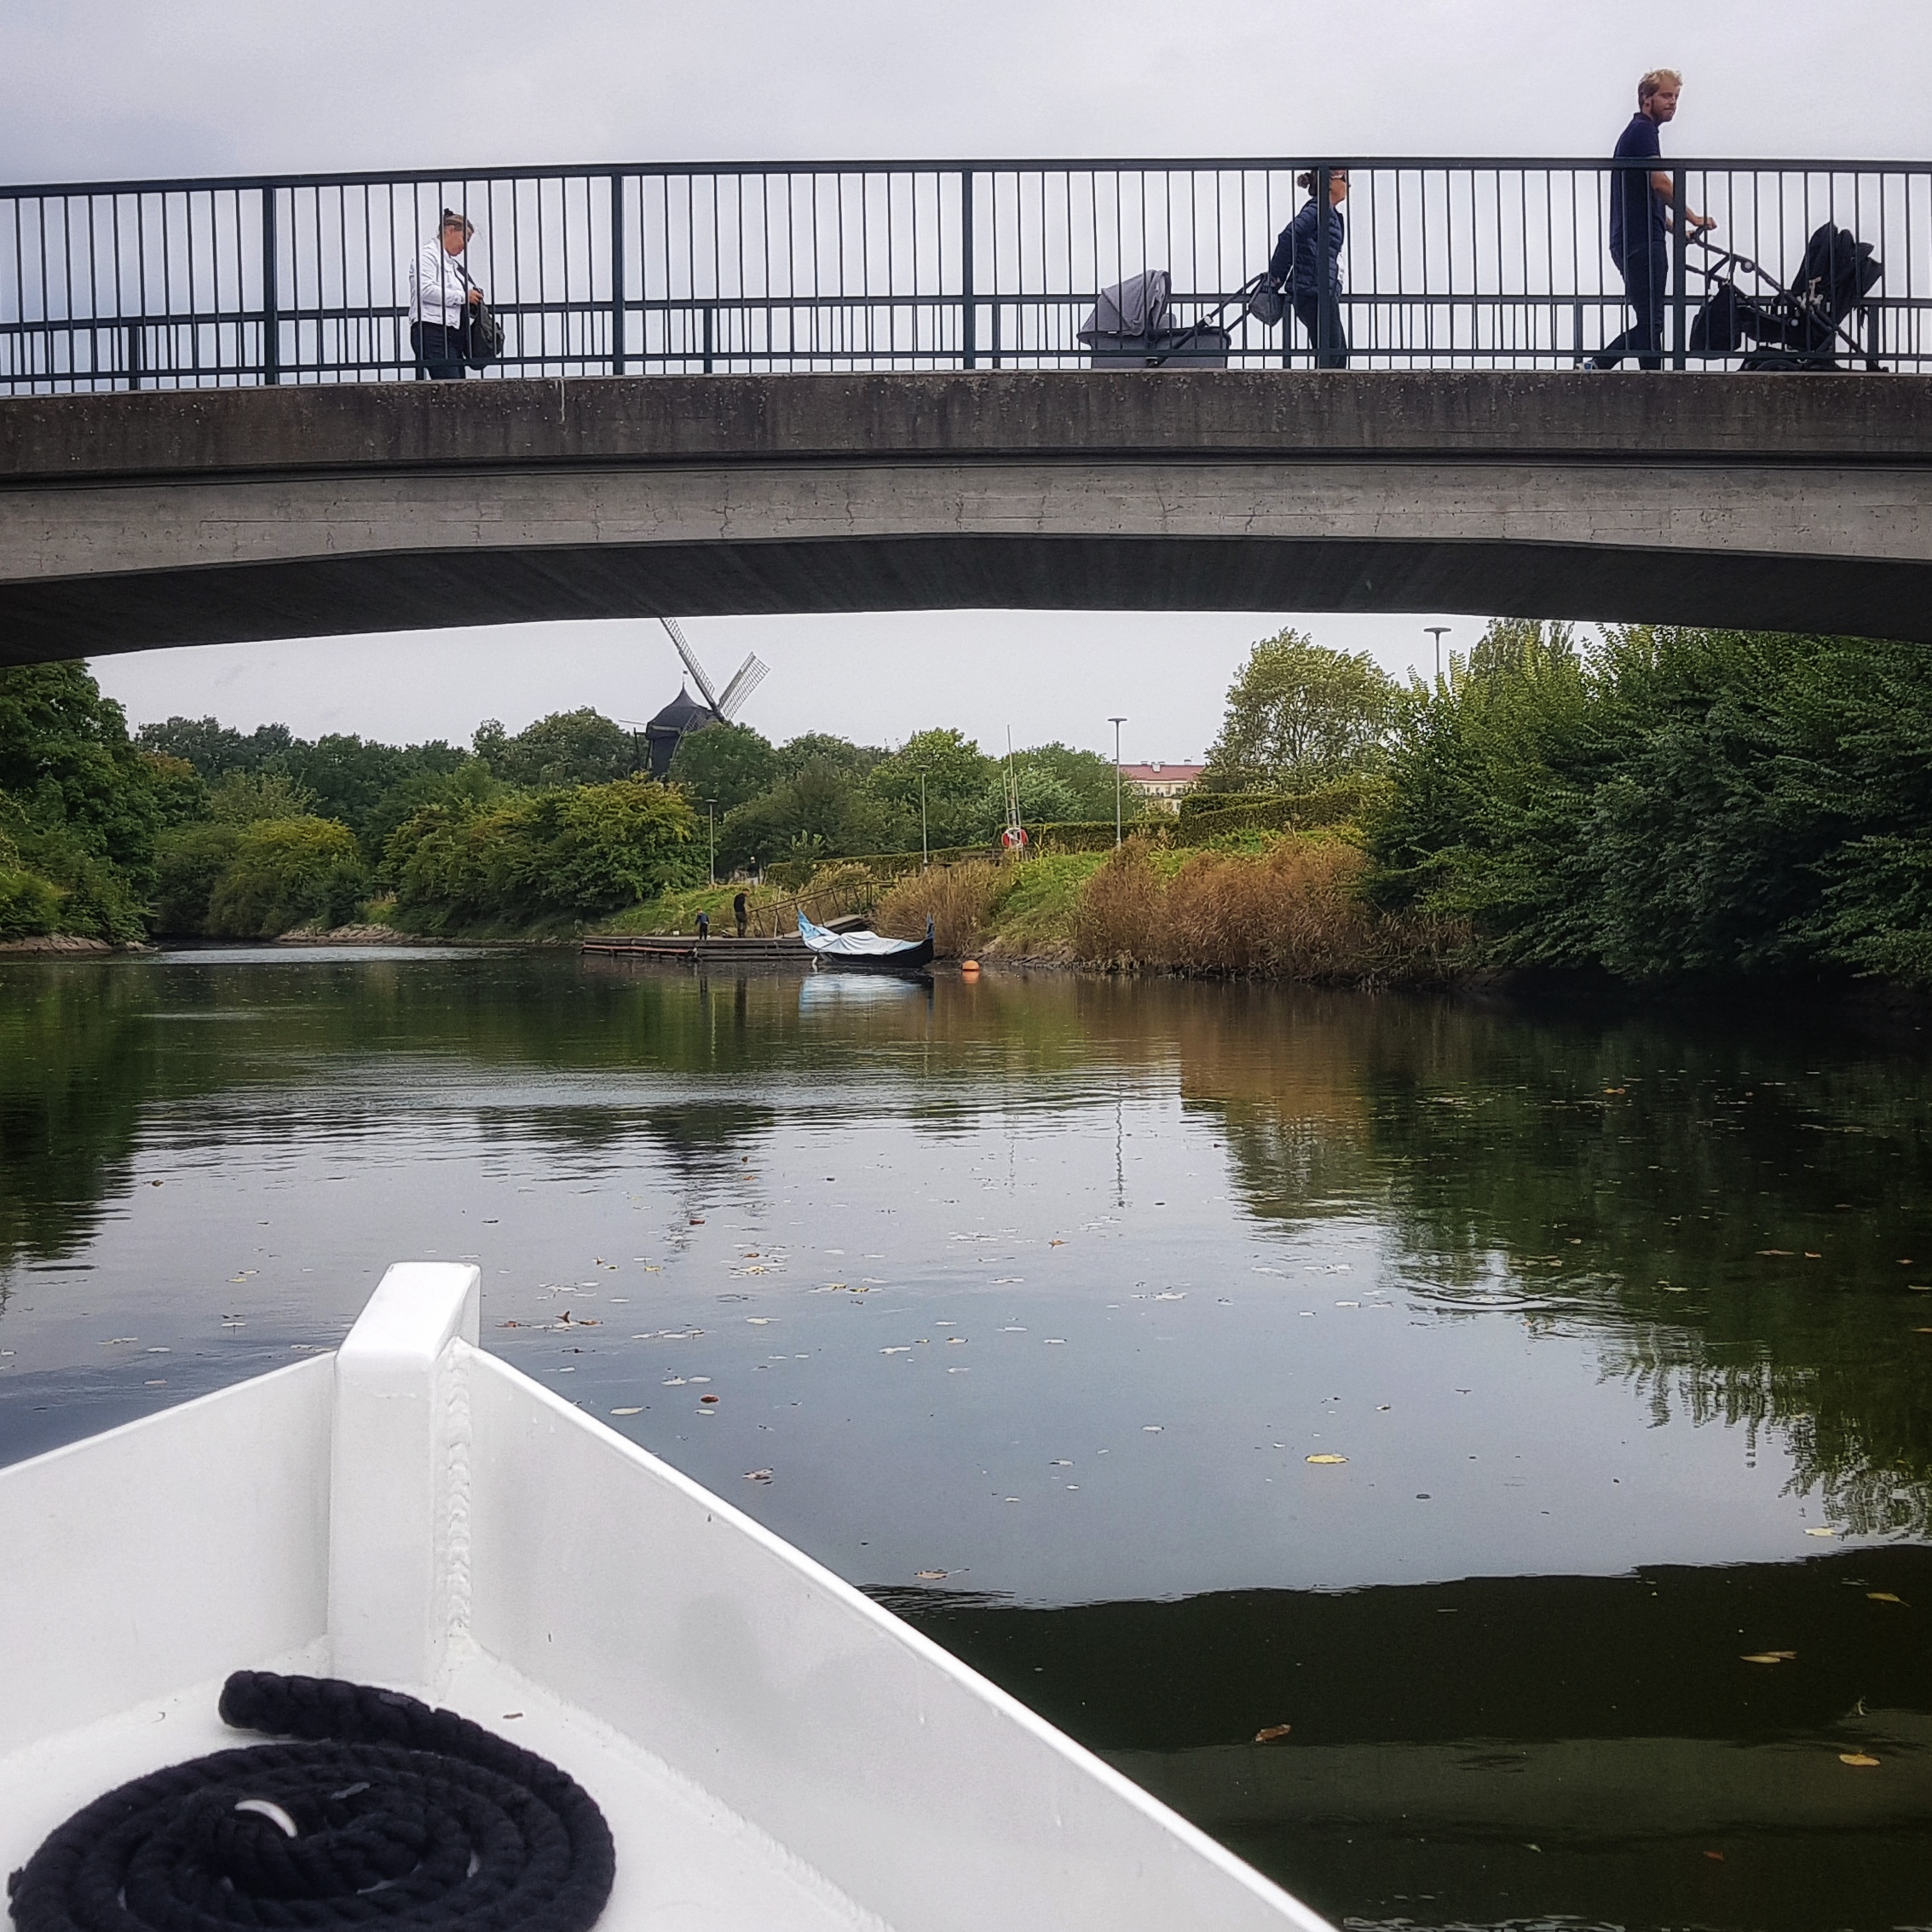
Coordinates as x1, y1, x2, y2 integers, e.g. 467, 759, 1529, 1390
581, 933, 808, 961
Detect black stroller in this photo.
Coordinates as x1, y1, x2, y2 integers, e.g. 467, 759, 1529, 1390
1079, 269, 1235, 367
1687, 221, 1883, 371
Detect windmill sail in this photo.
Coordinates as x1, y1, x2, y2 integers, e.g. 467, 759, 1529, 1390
715, 655, 770, 721
659, 617, 722, 714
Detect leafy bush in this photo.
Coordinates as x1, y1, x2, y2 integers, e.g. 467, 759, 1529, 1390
205, 817, 368, 938
389, 778, 699, 928
0, 866, 61, 938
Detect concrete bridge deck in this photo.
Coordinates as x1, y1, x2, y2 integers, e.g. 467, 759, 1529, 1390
1, 370, 1929, 662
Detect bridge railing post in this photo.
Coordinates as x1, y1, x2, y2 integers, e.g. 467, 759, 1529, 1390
261, 186, 280, 387
609, 170, 626, 376
1313, 165, 1334, 369
1670, 165, 1687, 372
960, 168, 977, 371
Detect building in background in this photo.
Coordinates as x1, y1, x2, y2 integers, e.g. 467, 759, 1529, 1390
1120, 761, 1205, 811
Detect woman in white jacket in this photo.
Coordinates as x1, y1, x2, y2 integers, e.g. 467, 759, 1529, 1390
409, 210, 484, 379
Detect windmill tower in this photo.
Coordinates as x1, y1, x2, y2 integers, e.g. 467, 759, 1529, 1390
637, 619, 769, 778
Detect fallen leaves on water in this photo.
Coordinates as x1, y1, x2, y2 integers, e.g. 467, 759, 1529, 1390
1306, 1453, 1349, 1465
1804, 1527, 1838, 1537
1867, 1591, 1907, 1604
608, 1406, 643, 1416
700, 1393, 721, 1404
915, 1569, 949, 1580
1740, 1651, 1797, 1664
1253, 1724, 1293, 1745
1756, 1249, 1795, 1257
1839, 1752, 1881, 1768
744, 1469, 773, 1483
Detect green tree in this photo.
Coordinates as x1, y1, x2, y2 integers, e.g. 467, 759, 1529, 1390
135, 716, 295, 780
361, 762, 506, 883
719, 761, 897, 871
152, 822, 244, 935
667, 722, 780, 815
971, 763, 1082, 839
1370, 620, 1932, 983
527, 779, 701, 914
774, 733, 886, 782
474, 709, 634, 788
867, 730, 996, 848
0, 662, 164, 940
205, 817, 369, 938
207, 769, 320, 825
141, 752, 211, 828
1201, 630, 1398, 793
1014, 742, 1140, 823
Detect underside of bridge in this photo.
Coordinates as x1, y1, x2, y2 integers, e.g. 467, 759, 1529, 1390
0, 370, 1927, 662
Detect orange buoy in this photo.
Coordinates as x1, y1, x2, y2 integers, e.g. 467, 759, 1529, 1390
961, 959, 982, 974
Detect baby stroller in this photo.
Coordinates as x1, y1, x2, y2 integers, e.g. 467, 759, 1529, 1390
1687, 221, 1883, 371
1079, 269, 1233, 367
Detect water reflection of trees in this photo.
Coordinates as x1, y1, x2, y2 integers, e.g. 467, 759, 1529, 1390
10, 956, 1932, 1531
0, 966, 159, 1274
1173, 990, 1932, 1538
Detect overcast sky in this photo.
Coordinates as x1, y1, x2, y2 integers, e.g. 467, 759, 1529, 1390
14, 0, 1924, 758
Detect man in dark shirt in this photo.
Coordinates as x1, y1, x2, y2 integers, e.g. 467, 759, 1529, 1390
1589, 69, 1715, 370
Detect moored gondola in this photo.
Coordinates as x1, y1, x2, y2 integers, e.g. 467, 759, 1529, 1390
798, 911, 936, 972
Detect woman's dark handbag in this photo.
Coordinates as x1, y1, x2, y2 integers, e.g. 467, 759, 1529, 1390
449, 258, 503, 366
465, 298, 505, 366
1246, 280, 1287, 326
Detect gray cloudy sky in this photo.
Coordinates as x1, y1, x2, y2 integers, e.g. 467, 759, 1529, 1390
13, 0, 1924, 758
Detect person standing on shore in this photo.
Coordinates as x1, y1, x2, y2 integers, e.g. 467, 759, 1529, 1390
1587, 71, 1716, 371
409, 209, 485, 380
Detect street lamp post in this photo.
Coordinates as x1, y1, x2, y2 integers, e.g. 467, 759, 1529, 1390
1109, 718, 1127, 849
1425, 626, 1451, 683
919, 770, 928, 869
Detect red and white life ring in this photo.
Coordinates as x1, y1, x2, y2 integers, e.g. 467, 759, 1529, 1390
1000, 825, 1029, 851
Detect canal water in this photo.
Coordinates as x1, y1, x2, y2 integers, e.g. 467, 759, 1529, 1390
3, 945, 1930, 1930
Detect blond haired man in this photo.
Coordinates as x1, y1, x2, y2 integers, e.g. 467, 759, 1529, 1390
1588, 70, 1716, 370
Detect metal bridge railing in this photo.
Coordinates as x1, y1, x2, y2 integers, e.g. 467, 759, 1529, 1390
3, 157, 1928, 393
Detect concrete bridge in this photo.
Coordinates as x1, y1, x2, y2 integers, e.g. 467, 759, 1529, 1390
1, 369, 1928, 666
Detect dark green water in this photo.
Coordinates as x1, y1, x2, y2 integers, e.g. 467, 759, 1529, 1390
4, 945, 1931, 1930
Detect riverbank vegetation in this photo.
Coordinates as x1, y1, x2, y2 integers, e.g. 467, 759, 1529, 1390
8, 614, 1932, 991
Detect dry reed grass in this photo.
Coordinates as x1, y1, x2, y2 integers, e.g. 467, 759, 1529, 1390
1072, 835, 1456, 984
875, 859, 1007, 957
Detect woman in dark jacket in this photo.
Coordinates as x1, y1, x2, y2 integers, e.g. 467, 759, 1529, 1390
1266, 168, 1349, 367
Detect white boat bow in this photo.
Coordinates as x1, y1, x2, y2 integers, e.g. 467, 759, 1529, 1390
0, 1263, 1328, 1931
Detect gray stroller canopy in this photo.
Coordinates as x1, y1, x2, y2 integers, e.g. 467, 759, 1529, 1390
1080, 269, 1171, 343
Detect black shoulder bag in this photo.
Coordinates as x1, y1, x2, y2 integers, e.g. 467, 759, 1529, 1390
452, 257, 505, 367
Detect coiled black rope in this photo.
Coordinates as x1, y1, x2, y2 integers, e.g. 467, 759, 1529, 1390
7, 1670, 615, 1932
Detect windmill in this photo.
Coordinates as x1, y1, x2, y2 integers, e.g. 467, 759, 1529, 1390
634, 618, 769, 779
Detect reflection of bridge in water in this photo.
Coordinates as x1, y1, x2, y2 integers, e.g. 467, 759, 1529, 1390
0, 154, 1929, 657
